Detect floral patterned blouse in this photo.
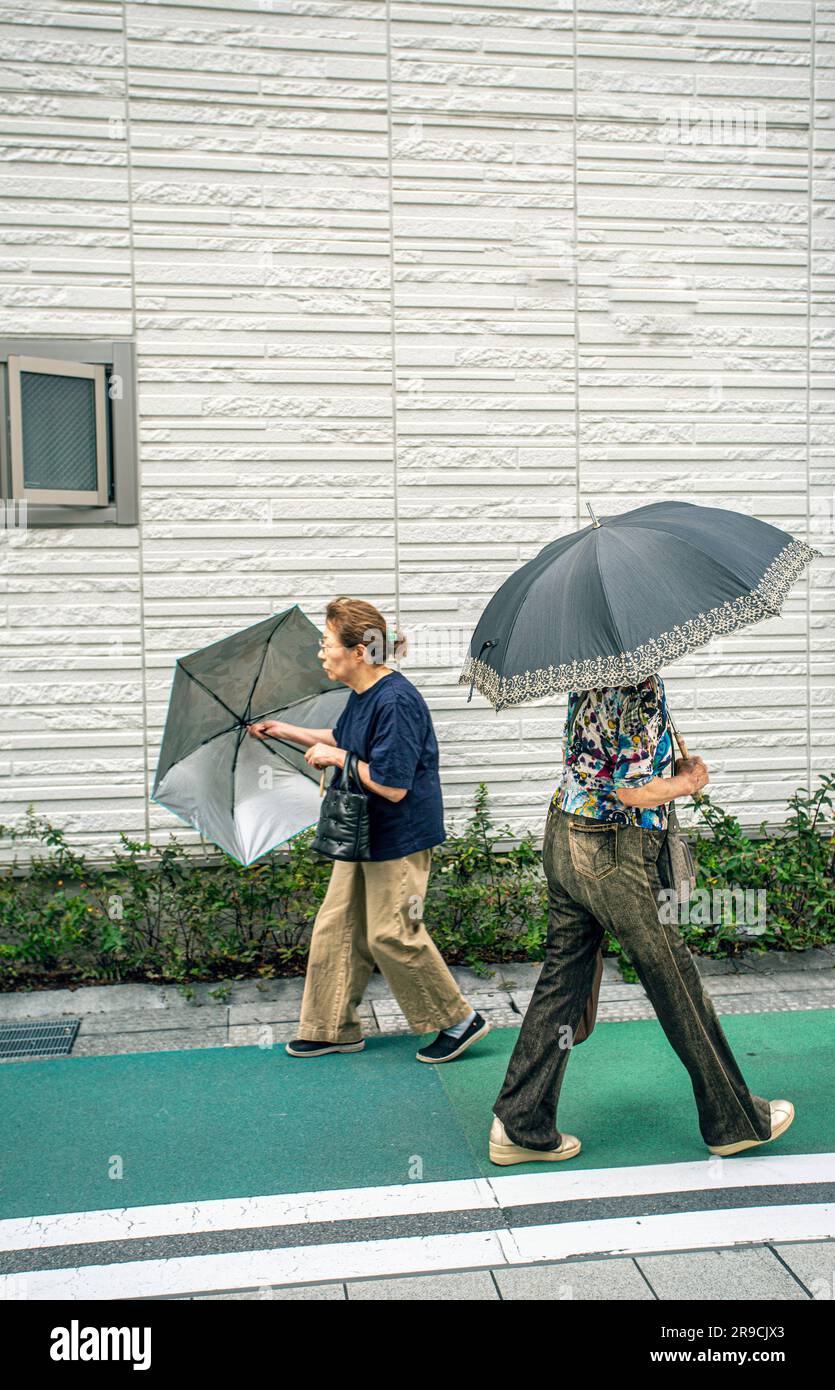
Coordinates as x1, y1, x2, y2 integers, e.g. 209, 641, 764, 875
551, 674, 674, 829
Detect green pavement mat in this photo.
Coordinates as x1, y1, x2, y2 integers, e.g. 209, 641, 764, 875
0, 1037, 480, 1220
1, 1010, 832, 1220
437, 1009, 835, 1176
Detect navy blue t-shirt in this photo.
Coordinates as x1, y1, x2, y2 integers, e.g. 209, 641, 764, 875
331, 670, 446, 862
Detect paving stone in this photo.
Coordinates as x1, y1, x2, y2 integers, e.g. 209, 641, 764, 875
596, 1001, 656, 1021
219, 979, 305, 1006
497, 964, 544, 990
635, 1246, 809, 1300
77, 1008, 228, 1036
448, 966, 503, 993
70, 1031, 232, 1057
756, 990, 835, 1011
507, 990, 535, 1011
371, 998, 411, 1017
739, 948, 835, 974
480, 1009, 521, 1027
712, 994, 827, 1015
346, 1271, 499, 1299
187, 1283, 345, 1300
374, 1013, 411, 1035
494, 1257, 654, 1300
600, 984, 649, 1001
508, 983, 650, 1013
702, 973, 783, 995
458, 990, 517, 1011
694, 957, 751, 977
228, 1001, 373, 1026
0, 983, 170, 1020
771, 971, 835, 993
226, 1022, 316, 1047
772, 1241, 835, 1299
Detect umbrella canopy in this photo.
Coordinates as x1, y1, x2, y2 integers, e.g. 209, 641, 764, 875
152, 605, 350, 865
460, 501, 820, 710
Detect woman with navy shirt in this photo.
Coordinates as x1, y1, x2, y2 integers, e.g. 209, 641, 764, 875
248, 596, 490, 1064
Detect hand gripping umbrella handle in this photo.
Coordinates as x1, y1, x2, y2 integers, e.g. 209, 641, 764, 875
667, 710, 703, 804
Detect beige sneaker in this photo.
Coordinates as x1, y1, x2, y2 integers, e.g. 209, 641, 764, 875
707, 1099, 795, 1156
489, 1114, 581, 1166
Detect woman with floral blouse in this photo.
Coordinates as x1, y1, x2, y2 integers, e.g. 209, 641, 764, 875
489, 673, 794, 1167
556, 675, 674, 828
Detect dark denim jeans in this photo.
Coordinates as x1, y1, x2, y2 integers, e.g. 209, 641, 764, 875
493, 806, 774, 1151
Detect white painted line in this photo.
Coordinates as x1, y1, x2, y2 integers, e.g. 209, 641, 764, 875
487, 1151, 835, 1208
2, 1204, 832, 1300
0, 1178, 499, 1253
2, 1153, 832, 1254
1, 1231, 509, 1300
507, 1203, 835, 1265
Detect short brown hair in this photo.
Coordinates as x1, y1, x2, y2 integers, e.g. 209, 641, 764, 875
324, 596, 407, 665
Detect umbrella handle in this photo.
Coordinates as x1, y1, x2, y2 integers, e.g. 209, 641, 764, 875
668, 714, 703, 804
319, 769, 326, 797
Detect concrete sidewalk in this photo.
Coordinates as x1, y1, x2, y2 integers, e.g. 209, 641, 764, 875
2, 948, 833, 1302
181, 1239, 835, 1300
1, 946, 833, 1060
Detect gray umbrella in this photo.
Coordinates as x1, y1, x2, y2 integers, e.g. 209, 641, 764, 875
460, 501, 820, 711
152, 604, 350, 865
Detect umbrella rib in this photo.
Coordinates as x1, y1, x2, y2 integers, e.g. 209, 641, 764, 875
179, 666, 245, 726
486, 531, 624, 696
254, 732, 319, 781
592, 532, 626, 667
230, 723, 247, 820
242, 611, 292, 727
608, 521, 784, 594
153, 720, 241, 787
256, 687, 346, 719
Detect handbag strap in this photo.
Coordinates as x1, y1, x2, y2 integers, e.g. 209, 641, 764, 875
340, 751, 364, 794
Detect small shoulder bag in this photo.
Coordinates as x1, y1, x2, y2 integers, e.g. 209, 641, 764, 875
657, 701, 697, 896
311, 751, 371, 862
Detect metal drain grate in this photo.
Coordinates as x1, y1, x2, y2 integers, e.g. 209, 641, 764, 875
0, 1019, 80, 1060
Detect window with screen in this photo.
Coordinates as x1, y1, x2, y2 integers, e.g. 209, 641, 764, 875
0, 339, 136, 527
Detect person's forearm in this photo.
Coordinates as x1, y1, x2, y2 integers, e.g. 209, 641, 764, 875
279, 725, 336, 748
616, 773, 694, 809
331, 749, 406, 802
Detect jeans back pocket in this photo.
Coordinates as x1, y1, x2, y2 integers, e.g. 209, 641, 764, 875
568, 824, 618, 880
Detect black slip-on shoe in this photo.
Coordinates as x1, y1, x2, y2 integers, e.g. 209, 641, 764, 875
285, 1038, 365, 1058
415, 1013, 491, 1063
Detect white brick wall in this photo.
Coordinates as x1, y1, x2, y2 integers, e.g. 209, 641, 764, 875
1, 0, 832, 860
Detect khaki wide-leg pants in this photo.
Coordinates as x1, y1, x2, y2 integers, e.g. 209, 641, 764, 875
298, 847, 473, 1043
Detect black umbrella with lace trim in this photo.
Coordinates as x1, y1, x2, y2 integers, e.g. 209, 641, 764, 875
460, 501, 820, 713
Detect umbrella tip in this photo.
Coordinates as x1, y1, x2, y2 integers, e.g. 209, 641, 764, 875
586, 502, 601, 529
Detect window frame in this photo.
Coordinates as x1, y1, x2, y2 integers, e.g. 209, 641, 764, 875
0, 338, 138, 527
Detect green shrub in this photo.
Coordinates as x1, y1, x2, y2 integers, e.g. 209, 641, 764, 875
689, 772, 835, 956
0, 774, 832, 991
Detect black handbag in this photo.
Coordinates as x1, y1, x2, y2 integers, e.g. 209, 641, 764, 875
310, 751, 371, 861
